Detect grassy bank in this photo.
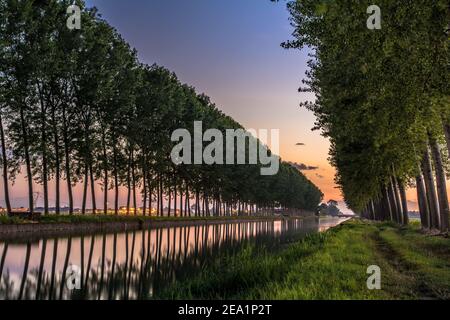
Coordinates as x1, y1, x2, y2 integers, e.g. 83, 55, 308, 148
0, 214, 282, 225
158, 220, 450, 300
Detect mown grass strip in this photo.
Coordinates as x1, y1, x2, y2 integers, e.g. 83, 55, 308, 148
377, 226, 450, 299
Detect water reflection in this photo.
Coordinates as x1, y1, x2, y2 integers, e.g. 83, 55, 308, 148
0, 217, 345, 300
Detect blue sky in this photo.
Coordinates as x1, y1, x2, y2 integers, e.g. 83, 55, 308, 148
85, 0, 312, 128
83, 1, 336, 198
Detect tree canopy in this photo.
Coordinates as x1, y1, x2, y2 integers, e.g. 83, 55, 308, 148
280, 0, 449, 231
0, 0, 323, 217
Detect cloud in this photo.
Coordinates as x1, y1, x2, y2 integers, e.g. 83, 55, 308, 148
288, 161, 319, 171
295, 143, 305, 146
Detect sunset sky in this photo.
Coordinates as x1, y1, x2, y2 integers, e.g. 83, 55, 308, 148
82, 0, 341, 205
87, 0, 337, 190
4, 0, 446, 213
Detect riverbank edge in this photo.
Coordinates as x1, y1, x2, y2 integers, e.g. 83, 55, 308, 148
0, 215, 313, 241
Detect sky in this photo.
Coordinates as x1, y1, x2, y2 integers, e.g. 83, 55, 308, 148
1, 0, 345, 211
86, 0, 339, 195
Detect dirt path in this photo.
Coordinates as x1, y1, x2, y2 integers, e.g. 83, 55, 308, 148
371, 229, 439, 299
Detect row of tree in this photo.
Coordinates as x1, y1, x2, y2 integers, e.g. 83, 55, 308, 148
281, 0, 449, 231
0, 0, 323, 216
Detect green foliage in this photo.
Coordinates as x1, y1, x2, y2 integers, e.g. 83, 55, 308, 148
0, 215, 26, 224
280, 0, 449, 213
0, 0, 323, 215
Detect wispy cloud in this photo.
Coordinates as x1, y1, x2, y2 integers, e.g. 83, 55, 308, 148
288, 161, 319, 171
295, 142, 305, 146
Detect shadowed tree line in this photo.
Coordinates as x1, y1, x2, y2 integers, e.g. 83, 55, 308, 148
0, 219, 313, 299
0, 0, 323, 217
279, 0, 450, 232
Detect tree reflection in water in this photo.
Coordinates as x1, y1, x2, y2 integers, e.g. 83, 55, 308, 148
0, 218, 342, 300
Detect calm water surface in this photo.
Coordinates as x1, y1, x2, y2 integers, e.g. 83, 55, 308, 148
0, 217, 347, 300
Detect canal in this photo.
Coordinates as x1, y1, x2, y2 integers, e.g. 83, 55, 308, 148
0, 217, 348, 299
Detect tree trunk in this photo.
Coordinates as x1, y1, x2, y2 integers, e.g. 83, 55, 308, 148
416, 173, 430, 229
0, 113, 12, 214
390, 176, 400, 222
51, 107, 60, 215
41, 129, 49, 215
430, 138, 449, 232
382, 186, 392, 221
443, 122, 450, 158
81, 164, 88, 215
156, 175, 160, 216
395, 179, 404, 224
89, 163, 96, 214
159, 175, 163, 216
186, 185, 191, 217
40, 101, 49, 215
422, 147, 440, 229
131, 150, 137, 216
126, 148, 131, 215
167, 182, 171, 217
62, 105, 73, 214
101, 131, 108, 215
388, 177, 402, 224
398, 179, 409, 225
142, 166, 147, 216
20, 107, 34, 214
376, 197, 383, 220
147, 171, 152, 216
113, 143, 119, 215
369, 200, 376, 220
180, 182, 183, 217
202, 195, 206, 216
195, 190, 200, 217
174, 179, 177, 217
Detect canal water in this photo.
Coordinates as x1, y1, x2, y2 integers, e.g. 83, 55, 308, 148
0, 217, 347, 300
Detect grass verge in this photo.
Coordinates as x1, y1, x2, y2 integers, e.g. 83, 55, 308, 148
0, 214, 281, 225
158, 220, 450, 300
